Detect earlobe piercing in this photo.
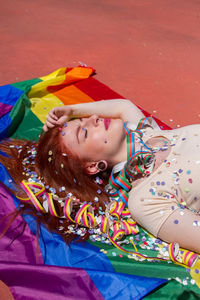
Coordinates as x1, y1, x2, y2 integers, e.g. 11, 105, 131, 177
97, 160, 107, 172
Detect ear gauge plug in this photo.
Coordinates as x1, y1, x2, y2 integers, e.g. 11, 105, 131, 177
97, 160, 107, 171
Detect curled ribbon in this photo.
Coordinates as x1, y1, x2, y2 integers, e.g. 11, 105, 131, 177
18, 180, 198, 268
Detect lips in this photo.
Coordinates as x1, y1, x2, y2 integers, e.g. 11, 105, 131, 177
104, 118, 111, 130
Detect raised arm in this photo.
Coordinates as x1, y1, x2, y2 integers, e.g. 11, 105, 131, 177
43, 99, 145, 131
69, 99, 144, 123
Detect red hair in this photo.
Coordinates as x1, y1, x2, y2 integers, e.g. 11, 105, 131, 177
0, 126, 110, 244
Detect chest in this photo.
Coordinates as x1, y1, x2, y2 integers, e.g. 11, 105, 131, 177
132, 136, 171, 188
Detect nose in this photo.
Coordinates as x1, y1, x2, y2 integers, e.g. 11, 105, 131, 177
86, 114, 99, 127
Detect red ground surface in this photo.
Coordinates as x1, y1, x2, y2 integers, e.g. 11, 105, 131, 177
1, 0, 200, 127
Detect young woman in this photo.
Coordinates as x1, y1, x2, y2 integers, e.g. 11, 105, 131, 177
0, 99, 200, 254
43, 99, 200, 254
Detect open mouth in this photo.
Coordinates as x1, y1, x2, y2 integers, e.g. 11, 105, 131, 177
104, 118, 111, 130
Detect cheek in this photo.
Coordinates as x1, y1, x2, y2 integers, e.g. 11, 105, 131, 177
82, 136, 106, 157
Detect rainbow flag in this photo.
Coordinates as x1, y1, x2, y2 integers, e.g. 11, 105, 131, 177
0, 67, 199, 299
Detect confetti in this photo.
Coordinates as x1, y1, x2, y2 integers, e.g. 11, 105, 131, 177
193, 221, 199, 226
174, 219, 179, 224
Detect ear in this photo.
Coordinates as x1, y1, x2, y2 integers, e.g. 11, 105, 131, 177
84, 162, 99, 175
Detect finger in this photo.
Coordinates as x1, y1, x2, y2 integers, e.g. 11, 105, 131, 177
45, 121, 56, 128
46, 116, 58, 125
49, 110, 58, 121
57, 115, 68, 125
43, 124, 48, 132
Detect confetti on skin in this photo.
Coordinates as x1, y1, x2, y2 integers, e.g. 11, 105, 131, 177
178, 169, 183, 173
174, 219, 179, 224
186, 170, 191, 175
112, 252, 117, 256
171, 206, 175, 210
195, 269, 199, 274
48, 150, 53, 155
119, 254, 123, 258
62, 153, 67, 156
61, 131, 66, 136
48, 157, 52, 162
97, 189, 102, 194
64, 123, 67, 127
193, 221, 199, 226
61, 163, 64, 168
185, 188, 190, 193
188, 178, 193, 183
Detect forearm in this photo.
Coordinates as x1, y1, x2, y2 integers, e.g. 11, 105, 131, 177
69, 99, 145, 123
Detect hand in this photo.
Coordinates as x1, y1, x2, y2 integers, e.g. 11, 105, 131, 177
43, 106, 72, 132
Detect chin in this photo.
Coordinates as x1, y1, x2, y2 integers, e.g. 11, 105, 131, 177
115, 118, 124, 130
111, 118, 125, 138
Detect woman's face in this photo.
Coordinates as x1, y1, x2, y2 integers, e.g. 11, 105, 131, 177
61, 115, 126, 165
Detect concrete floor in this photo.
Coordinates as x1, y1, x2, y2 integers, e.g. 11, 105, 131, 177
1, 0, 200, 127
